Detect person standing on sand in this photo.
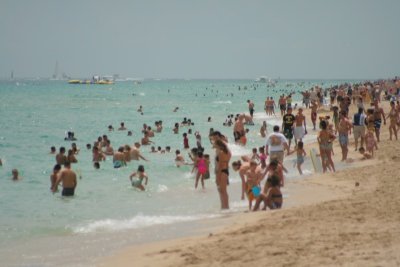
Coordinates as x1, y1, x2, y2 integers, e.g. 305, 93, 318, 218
310, 100, 318, 130
353, 107, 366, 151
214, 139, 231, 210
294, 108, 307, 146
338, 111, 352, 161
386, 101, 399, 141
265, 125, 289, 164
52, 161, 77, 196
318, 120, 336, 173
373, 100, 386, 142
282, 107, 295, 151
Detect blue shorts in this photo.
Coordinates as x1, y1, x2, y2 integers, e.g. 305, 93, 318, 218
339, 133, 348, 146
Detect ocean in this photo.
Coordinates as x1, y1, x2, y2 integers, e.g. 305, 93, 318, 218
0, 78, 354, 266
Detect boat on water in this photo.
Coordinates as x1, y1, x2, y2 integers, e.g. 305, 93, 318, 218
68, 75, 114, 85
255, 76, 277, 87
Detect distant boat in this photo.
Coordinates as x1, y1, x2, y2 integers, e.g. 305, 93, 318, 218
255, 76, 276, 87
68, 75, 114, 85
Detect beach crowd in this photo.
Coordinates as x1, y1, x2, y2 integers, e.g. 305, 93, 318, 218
5, 78, 400, 212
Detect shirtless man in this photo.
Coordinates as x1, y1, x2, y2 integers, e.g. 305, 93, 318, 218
278, 95, 287, 116
52, 161, 77, 196
118, 122, 127, 130
294, 108, 307, 146
141, 131, 153, 145
232, 160, 251, 200
113, 147, 126, 168
56, 147, 67, 165
92, 146, 105, 162
233, 114, 246, 145
337, 111, 352, 161
310, 100, 318, 130
373, 100, 386, 142
103, 140, 114, 156
247, 100, 255, 119
130, 142, 148, 161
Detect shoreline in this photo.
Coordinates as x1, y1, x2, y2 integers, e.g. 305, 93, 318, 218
99, 100, 398, 266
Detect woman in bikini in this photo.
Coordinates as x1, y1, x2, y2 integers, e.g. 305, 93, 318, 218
386, 101, 399, 140
317, 120, 336, 173
214, 139, 231, 209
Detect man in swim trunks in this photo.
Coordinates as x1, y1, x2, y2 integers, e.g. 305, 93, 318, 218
113, 147, 126, 168
52, 161, 77, 196
353, 107, 366, 151
338, 111, 352, 161
247, 100, 255, 119
310, 100, 318, 130
233, 114, 246, 145
278, 95, 287, 116
282, 107, 295, 150
56, 147, 67, 165
373, 100, 386, 142
265, 125, 289, 164
294, 108, 307, 146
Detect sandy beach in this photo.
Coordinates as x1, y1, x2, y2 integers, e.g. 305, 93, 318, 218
99, 100, 400, 267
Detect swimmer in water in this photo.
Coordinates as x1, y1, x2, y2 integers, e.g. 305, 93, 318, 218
50, 146, 56, 154
11, 169, 21, 181
129, 165, 148, 191
137, 105, 143, 112
118, 122, 127, 131
50, 164, 62, 191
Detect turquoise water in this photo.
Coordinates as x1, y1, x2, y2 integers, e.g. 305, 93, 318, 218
0, 79, 353, 265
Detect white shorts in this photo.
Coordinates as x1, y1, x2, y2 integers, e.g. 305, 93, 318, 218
294, 126, 305, 140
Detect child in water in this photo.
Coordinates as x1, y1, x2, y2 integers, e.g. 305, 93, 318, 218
193, 151, 207, 189
129, 165, 148, 191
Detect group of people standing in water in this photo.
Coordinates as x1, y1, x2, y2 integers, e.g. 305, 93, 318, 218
7, 78, 400, 214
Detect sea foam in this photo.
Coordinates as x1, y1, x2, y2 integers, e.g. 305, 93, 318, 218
72, 214, 219, 234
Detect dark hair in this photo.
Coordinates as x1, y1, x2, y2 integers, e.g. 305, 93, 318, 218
297, 141, 304, 149
175, 149, 180, 154
320, 120, 328, 130
53, 164, 61, 172
273, 125, 280, 132
215, 139, 228, 154
138, 165, 145, 172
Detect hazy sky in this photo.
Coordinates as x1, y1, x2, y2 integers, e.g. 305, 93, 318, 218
1, 0, 399, 79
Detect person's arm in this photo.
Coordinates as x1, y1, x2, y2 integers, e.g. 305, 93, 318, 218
52, 173, 62, 192
139, 153, 148, 161
73, 176, 77, 189
381, 109, 386, 125
303, 116, 307, 133
239, 169, 246, 200
144, 174, 148, 186
129, 172, 136, 181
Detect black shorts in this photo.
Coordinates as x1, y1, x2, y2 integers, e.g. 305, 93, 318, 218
283, 127, 293, 139
280, 104, 286, 111
62, 188, 75, 196
249, 108, 254, 117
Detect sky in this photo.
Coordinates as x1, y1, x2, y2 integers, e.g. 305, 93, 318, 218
1, 0, 399, 80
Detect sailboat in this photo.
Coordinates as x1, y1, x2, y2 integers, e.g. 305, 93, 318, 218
50, 61, 59, 80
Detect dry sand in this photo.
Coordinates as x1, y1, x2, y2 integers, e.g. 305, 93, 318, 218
100, 100, 400, 267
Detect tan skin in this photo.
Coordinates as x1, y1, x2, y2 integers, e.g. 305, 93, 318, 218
129, 171, 148, 191
130, 143, 148, 161
232, 161, 250, 200
373, 101, 386, 142
52, 165, 77, 192
215, 141, 231, 210
337, 113, 352, 161
317, 128, 336, 173
386, 102, 399, 140
244, 163, 264, 210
